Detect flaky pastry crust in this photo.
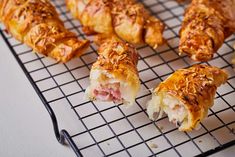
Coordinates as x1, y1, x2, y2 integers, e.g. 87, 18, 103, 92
179, 0, 235, 61
0, 0, 89, 62
66, 0, 165, 48
92, 39, 140, 87
153, 65, 228, 131
86, 38, 140, 105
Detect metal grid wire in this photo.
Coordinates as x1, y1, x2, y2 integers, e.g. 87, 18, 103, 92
1, 0, 235, 156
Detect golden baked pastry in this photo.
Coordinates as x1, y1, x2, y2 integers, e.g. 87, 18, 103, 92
0, 0, 89, 63
147, 65, 228, 131
86, 39, 140, 106
179, 0, 235, 61
66, 0, 165, 49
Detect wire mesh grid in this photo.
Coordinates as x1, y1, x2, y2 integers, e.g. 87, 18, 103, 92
1, 0, 235, 156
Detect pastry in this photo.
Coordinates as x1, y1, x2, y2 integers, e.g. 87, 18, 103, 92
0, 0, 89, 62
66, 0, 165, 48
179, 0, 235, 61
86, 39, 140, 106
147, 65, 228, 131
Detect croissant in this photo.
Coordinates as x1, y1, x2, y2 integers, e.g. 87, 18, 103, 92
179, 0, 235, 61
147, 65, 228, 131
86, 39, 140, 106
66, 0, 165, 49
0, 0, 89, 63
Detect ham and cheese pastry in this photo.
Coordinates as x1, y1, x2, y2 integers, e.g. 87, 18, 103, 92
86, 39, 140, 106
179, 0, 235, 61
0, 0, 89, 63
66, 0, 165, 49
147, 65, 228, 131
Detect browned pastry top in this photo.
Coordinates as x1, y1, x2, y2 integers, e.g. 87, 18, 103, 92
0, 0, 62, 37
92, 39, 139, 84
0, 0, 89, 62
66, 0, 165, 48
156, 65, 228, 107
155, 64, 228, 130
179, 0, 235, 61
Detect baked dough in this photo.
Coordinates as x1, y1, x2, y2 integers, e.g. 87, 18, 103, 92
147, 65, 228, 131
86, 39, 140, 106
0, 0, 89, 63
66, 0, 165, 49
179, 0, 235, 61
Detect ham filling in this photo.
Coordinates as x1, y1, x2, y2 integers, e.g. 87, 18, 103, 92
93, 82, 122, 102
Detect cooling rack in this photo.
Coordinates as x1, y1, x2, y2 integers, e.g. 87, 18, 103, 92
1, 0, 235, 156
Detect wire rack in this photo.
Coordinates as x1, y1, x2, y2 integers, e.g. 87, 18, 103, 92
1, 0, 235, 156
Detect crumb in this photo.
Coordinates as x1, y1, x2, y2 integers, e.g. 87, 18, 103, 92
107, 143, 110, 146
199, 140, 202, 143
159, 126, 164, 130
4, 29, 9, 34
147, 141, 158, 149
148, 88, 154, 93
232, 54, 235, 64
230, 128, 234, 134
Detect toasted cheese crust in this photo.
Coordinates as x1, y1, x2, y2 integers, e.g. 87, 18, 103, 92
179, 0, 235, 61
147, 65, 228, 131
66, 0, 165, 48
93, 40, 139, 83
0, 0, 89, 62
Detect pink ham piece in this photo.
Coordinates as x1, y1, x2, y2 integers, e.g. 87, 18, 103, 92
93, 83, 122, 103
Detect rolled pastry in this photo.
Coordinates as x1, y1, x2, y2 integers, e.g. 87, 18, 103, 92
66, 0, 165, 49
147, 65, 228, 131
0, 0, 89, 63
179, 0, 235, 61
86, 39, 140, 106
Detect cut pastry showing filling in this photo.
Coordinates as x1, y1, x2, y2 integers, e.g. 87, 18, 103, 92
147, 92, 191, 130
147, 65, 228, 131
148, 94, 187, 126
86, 39, 140, 106
87, 70, 139, 105
93, 82, 121, 103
